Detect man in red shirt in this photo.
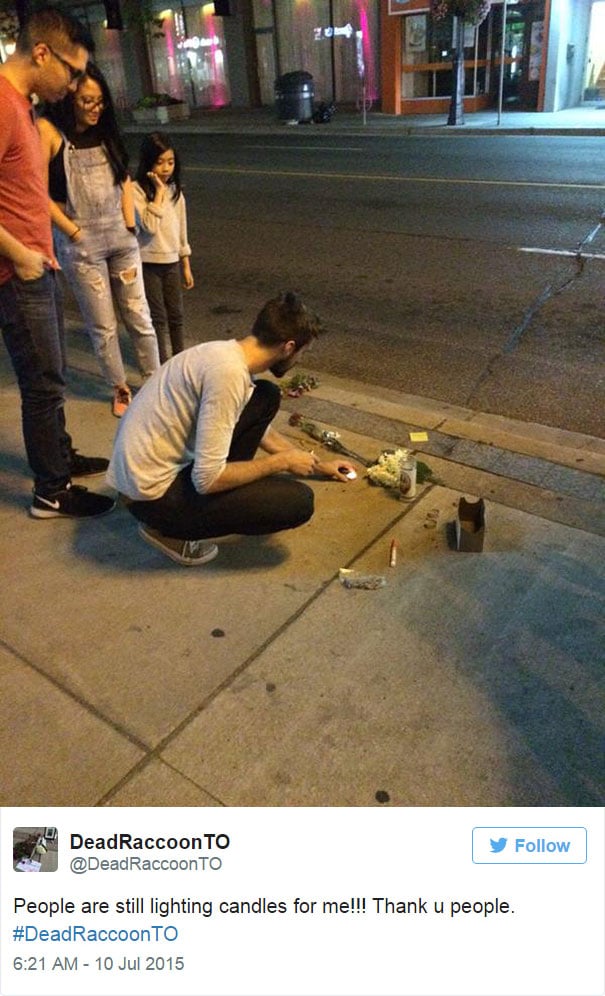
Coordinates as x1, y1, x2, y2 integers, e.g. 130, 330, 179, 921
0, 7, 114, 518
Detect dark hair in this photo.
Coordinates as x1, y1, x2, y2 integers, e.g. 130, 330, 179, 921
43, 62, 128, 185
252, 292, 323, 350
135, 132, 182, 203
17, 6, 93, 57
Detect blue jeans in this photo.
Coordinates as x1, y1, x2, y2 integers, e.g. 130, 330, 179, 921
56, 223, 159, 388
0, 270, 72, 495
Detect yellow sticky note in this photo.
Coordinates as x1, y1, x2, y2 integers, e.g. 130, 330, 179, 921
409, 431, 428, 442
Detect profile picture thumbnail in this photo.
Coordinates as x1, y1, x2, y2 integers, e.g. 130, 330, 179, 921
13, 827, 58, 873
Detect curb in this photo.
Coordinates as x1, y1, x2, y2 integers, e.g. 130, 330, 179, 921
122, 122, 605, 139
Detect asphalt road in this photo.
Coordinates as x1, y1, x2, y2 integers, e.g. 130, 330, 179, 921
126, 133, 605, 436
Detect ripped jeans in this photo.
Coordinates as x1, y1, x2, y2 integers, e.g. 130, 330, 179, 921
55, 222, 159, 388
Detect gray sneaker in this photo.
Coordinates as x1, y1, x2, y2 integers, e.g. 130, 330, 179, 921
138, 525, 218, 566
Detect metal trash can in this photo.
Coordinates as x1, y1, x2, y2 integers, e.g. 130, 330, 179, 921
275, 71, 314, 123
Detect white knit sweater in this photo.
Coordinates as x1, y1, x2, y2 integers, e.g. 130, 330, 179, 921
133, 181, 191, 264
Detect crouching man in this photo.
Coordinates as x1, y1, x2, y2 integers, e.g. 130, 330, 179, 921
106, 292, 356, 565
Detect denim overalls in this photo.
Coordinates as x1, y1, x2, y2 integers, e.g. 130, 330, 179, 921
54, 140, 159, 387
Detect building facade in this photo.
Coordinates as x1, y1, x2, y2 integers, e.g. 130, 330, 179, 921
381, 0, 602, 114
0, 0, 601, 115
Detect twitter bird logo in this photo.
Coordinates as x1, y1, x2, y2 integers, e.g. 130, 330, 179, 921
490, 837, 507, 853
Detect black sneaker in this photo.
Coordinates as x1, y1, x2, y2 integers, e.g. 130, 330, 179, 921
30, 484, 115, 519
69, 450, 109, 477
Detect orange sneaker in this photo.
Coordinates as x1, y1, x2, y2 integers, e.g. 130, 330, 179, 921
112, 386, 131, 418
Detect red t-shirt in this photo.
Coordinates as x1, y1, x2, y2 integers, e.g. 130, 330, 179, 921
0, 75, 57, 286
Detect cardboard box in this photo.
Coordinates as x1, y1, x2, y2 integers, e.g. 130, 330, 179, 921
455, 497, 486, 552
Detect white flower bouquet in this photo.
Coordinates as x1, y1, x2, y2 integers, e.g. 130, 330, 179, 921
366, 449, 409, 489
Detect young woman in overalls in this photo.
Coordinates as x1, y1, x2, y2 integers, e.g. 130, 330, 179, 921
37, 63, 159, 417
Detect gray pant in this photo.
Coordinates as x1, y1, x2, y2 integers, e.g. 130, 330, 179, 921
142, 261, 184, 364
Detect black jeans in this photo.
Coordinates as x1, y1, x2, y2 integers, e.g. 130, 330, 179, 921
142, 261, 184, 364
0, 271, 73, 495
128, 380, 314, 540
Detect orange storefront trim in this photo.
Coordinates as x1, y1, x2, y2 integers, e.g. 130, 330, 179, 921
400, 95, 491, 113
402, 59, 489, 72
380, 0, 402, 113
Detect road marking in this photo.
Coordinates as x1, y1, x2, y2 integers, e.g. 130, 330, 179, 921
519, 247, 605, 259
186, 165, 605, 191
242, 145, 364, 152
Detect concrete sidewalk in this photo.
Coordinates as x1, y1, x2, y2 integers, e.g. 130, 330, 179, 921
1, 332, 603, 809
122, 102, 605, 137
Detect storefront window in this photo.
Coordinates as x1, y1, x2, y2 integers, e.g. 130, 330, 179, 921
252, 0, 277, 105
272, 0, 378, 105
332, 0, 379, 103
401, 13, 486, 100
148, 4, 231, 108
92, 24, 129, 108
65, 3, 129, 108
585, 1, 605, 96
489, 0, 545, 109
252, 0, 274, 30
0, 9, 18, 63
147, 8, 189, 101
402, 15, 450, 99
276, 1, 332, 101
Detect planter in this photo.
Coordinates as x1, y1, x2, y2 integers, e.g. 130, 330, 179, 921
132, 103, 190, 124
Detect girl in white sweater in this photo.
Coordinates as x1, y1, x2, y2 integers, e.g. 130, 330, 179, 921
133, 132, 194, 363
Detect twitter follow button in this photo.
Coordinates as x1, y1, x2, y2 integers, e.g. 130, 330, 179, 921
472, 827, 587, 864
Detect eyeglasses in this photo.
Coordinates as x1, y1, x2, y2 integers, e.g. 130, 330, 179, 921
77, 97, 105, 111
45, 44, 85, 84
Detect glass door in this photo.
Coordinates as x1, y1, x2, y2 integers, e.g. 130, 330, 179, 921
489, 1, 545, 110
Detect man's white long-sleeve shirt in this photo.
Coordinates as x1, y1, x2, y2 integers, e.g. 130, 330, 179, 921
107, 340, 255, 500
